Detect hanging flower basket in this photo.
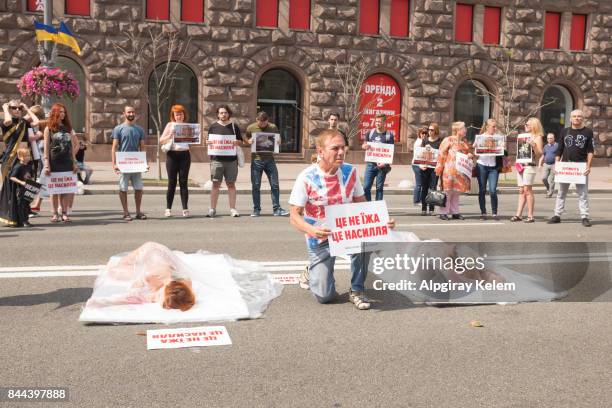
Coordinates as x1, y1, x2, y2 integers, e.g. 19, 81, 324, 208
17, 66, 80, 101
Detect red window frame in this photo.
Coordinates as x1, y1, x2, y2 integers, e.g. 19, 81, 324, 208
256, 0, 279, 28
65, 0, 90, 16
570, 14, 587, 51
289, 0, 311, 30
455, 3, 473, 42
359, 0, 380, 35
483, 6, 501, 45
146, 0, 170, 21
390, 0, 410, 37
181, 0, 204, 23
544, 12, 561, 49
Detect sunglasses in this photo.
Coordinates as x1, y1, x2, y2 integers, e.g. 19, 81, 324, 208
428, 128, 435, 131
9, 106, 22, 110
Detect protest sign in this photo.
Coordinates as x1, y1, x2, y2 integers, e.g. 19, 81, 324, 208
22, 179, 42, 203
252, 132, 280, 153
365, 142, 394, 164
172, 123, 201, 144
474, 134, 504, 156
272, 274, 300, 285
147, 326, 232, 350
325, 200, 391, 257
455, 152, 474, 178
554, 162, 587, 184
115, 152, 148, 173
46, 172, 78, 195
412, 146, 439, 168
207, 134, 236, 156
516, 134, 533, 164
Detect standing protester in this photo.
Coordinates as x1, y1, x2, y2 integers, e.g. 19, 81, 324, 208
419, 122, 442, 216
435, 121, 473, 221
206, 105, 243, 218
111, 106, 147, 221
289, 129, 395, 310
412, 127, 428, 207
27, 105, 46, 217
43, 103, 78, 223
8, 148, 34, 227
159, 105, 192, 218
327, 112, 348, 146
475, 119, 504, 220
362, 113, 394, 201
548, 110, 594, 227
539, 133, 558, 198
510, 117, 544, 223
245, 111, 288, 217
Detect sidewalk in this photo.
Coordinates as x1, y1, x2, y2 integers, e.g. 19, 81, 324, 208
81, 162, 612, 195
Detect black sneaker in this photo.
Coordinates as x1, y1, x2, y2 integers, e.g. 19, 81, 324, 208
23, 222, 33, 228
439, 214, 449, 221
581, 218, 592, 227
452, 214, 465, 220
547, 216, 561, 224
480, 214, 487, 221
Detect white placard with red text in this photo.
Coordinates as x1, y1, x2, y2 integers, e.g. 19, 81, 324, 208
207, 134, 236, 156
272, 274, 300, 285
147, 326, 232, 350
455, 152, 474, 178
46, 172, 78, 194
365, 142, 394, 164
412, 146, 439, 168
115, 152, 148, 173
554, 162, 587, 185
325, 200, 391, 257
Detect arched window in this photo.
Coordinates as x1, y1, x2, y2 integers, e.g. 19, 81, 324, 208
453, 80, 490, 142
55, 56, 86, 133
147, 62, 198, 135
541, 85, 574, 140
257, 69, 302, 153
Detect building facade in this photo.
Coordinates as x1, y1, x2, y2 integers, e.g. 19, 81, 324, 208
0, 0, 611, 162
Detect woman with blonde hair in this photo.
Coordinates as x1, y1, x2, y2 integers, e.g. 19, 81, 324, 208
510, 117, 544, 223
419, 122, 442, 215
159, 104, 193, 218
474, 119, 505, 220
435, 121, 473, 220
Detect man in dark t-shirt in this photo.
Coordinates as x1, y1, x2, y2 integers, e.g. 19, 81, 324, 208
361, 113, 394, 201
548, 110, 594, 227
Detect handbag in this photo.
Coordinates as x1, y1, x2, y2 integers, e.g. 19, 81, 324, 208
425, 190, 447, 207
161, 140, 173, 153
514, 162, 524, 173
236, 146, 245, 168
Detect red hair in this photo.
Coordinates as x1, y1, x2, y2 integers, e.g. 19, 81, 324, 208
162, 280, 195, 311
169, 105, 188, 122
47, 103, 72, 133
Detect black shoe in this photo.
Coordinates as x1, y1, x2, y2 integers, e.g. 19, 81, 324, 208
452, 214, 465, 220
421, 211, 427, 216
480, 214, 487, 221
547, 216, 561, 224
581, 218, 592, 227
439, 214, 450, 221
23, 222, 33, 228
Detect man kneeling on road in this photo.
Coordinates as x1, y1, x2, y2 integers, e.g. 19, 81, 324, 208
289, 129, 395, 310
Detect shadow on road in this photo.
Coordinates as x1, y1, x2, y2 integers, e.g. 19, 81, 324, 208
0, 287, 92, 309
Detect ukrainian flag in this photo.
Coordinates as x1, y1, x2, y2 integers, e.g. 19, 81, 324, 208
57, 21, 81, 55
34, 21, 58, 42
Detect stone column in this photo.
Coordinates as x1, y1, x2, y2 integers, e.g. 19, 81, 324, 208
380, 0, 390, 35
170, 0, 181, 25
278, 0, 290, 32
560, 11, 572, 50
473, 4, 485, 44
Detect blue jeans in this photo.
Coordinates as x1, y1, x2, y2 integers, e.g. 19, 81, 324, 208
307, 241, 369, 303
412, 165, 424, 204
251, 159, 280, 211
363, 162, 387, 201
476, 163, 499, 215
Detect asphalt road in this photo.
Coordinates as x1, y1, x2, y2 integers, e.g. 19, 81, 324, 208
1, 194, 611, 407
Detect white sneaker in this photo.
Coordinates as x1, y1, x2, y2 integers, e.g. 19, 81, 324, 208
206, 208, 216, 218
164, 209, 172, 217
230, 208, 240, 217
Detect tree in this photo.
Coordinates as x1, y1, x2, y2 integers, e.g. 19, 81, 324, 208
111, 24, 191, 180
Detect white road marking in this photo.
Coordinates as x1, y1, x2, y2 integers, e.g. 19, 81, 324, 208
397, 223, 504, 227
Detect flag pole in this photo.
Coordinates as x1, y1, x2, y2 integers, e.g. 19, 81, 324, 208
39, 0, 56, 112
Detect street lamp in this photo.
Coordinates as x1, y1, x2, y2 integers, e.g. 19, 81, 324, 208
38, 0, 56, 113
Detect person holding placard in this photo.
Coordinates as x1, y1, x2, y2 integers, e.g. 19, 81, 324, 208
111, 106, 147, 222
548, 110, 594, 227
510, 118, 543, 223
159, 105, 193, 218
289, 129, 395, 310
43, 103, 78, 223
411, 127, 427, 207
245, 111, 288, 217
474, 119, 505, 221
7, 148, 34, 228
362, 113, 394, 201
419, 123, 442, 215
206, 105, 243, 218
435, 122, 473, 221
